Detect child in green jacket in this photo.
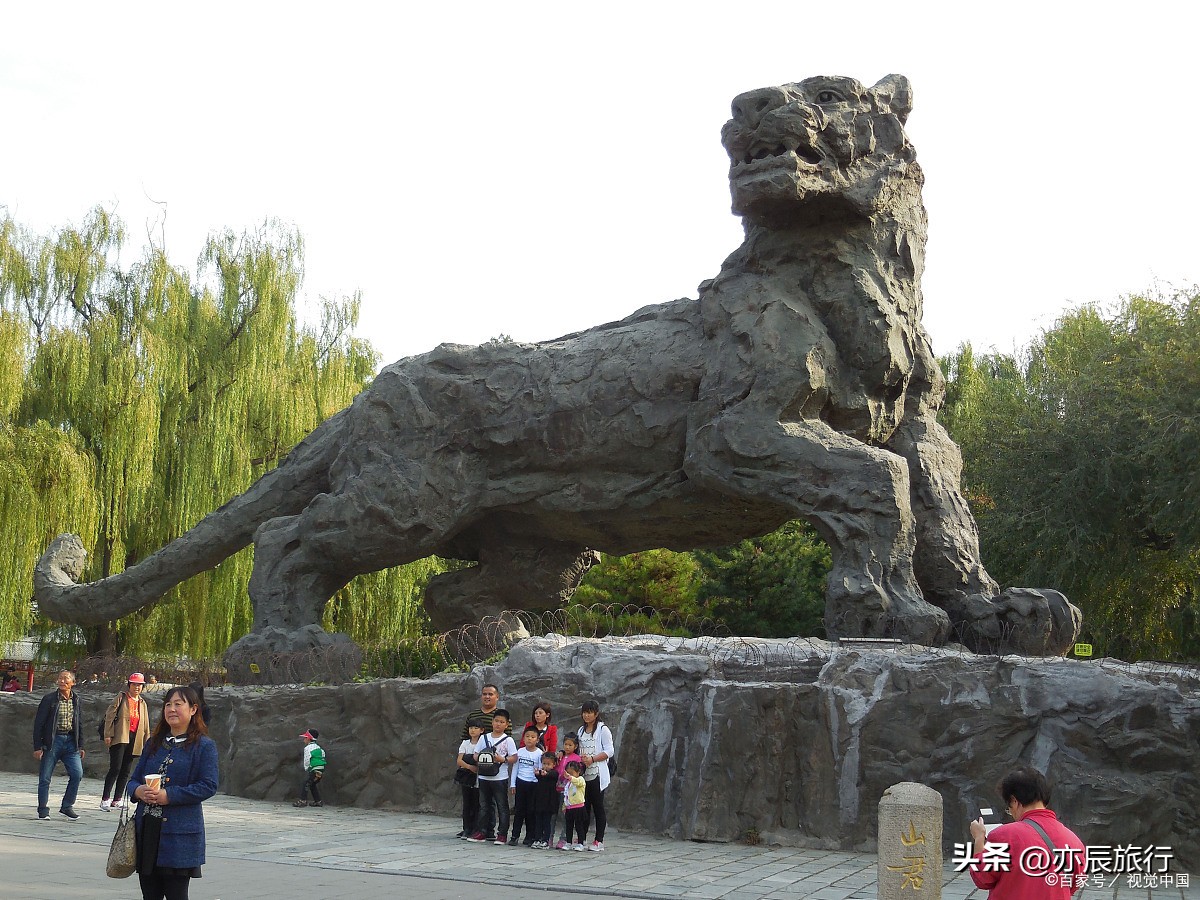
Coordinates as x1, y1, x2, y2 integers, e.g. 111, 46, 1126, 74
294, 728, 326, 808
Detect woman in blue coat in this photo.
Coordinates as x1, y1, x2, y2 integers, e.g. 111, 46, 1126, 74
127, 685, 218, 900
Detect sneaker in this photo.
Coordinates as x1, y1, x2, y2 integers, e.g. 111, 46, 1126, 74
59, 807, 80, 820
293, 799, 308, 808
99, 799, 111, 811
555, 840, 567, 850
493, 835, 507, 845
455, 830, 466, 838
533, 841, 547, 849
588, 840, 604, 852
573, 842, 584, 851
466, 832, 488, 843
37, 810, 49, 820
311, 801, 324, 808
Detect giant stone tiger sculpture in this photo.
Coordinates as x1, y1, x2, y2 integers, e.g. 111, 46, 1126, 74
35, 75, 1082, 663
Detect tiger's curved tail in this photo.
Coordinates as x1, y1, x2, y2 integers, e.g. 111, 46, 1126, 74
33, 409, 347, 626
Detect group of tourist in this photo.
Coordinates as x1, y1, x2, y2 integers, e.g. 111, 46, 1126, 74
33, 669, 217, 900
31, 672, 616, 897
30, 670, 1081, 899
455, 684, 615, 852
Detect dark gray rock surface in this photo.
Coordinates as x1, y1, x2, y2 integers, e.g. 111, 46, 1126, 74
3, 637, 1196, 865
33, 75, 1080, 657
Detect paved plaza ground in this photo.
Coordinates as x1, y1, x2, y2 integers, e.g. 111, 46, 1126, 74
0, 771, 1193, 899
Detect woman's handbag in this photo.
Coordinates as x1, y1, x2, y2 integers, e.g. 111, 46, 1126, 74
105, 805, 136, 878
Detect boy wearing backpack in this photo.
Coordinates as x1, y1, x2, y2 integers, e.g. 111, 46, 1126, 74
466, 709, 517, 844
293, 728, 326, 808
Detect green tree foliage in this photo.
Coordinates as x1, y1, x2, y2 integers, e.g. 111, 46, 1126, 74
693, 521, 830, 638
567, 549, 702, 636
574, 521, 831, 638
0, 208, 442, 655
573, 549, 703, 613
940, 290, 1200, 661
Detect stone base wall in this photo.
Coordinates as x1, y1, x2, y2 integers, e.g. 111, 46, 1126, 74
2, 636, 1197, 865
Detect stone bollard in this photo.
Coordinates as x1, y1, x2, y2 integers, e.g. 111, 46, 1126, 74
878, 782, 943, 900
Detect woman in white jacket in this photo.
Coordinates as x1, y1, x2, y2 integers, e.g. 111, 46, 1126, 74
576, 699, 615, 852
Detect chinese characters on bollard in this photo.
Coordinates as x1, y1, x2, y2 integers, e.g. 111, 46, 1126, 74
878, 782, 943, 900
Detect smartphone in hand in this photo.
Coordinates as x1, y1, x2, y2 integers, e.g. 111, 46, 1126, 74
977, 805, 1004, 837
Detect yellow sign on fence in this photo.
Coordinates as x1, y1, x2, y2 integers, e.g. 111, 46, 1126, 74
1074, 643, 1093, 658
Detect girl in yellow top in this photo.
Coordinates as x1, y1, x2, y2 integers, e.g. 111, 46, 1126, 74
561, 761, 588, 851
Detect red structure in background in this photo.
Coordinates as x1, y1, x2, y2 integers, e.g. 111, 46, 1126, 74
2, 659, 36, 691
2, 636, 40, 691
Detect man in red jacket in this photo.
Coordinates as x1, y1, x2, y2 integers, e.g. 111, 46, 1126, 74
970, 767, 1086, 898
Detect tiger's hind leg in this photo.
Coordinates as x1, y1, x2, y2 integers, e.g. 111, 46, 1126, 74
423, 539, 600, 635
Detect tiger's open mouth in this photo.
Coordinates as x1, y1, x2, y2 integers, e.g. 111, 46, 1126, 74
731, 140, 823, 168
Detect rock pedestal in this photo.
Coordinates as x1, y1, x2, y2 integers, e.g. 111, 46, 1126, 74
878, 782, 943, 899
0, 636, 1196, 865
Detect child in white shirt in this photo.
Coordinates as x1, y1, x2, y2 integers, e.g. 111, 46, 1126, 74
465, 710, 517, 844
293, 728, 326, 808
455, 722, 484, 837
508, 726, 543, 846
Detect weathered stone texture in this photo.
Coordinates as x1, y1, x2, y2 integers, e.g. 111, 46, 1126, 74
2, 637, 1196, 865
34, 74, 1080, 660
878, 783, 943, 900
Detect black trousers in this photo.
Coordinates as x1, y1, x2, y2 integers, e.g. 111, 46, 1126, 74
565, 807, 587, 844
460, 784, 479, 834
138, 869, 191, 900
509, 780, 536, 842
583, 777, 607, 841
476, 779, 508, 839
297, 770, 322, 803
534, 810, 553, 845
103, 738, 136, 801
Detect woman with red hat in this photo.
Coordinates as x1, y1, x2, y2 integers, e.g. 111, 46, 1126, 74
100, 672, 151, 811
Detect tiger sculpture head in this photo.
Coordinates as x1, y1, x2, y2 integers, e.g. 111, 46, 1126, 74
722, 74, 920, 226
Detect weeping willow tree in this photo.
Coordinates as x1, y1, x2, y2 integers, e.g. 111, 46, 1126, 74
0, 208, 447, 656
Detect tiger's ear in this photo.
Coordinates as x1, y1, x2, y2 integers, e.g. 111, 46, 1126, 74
871, 74, 913, 123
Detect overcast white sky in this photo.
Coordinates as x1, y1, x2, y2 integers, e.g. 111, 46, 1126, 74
4, 2, 1196, 369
